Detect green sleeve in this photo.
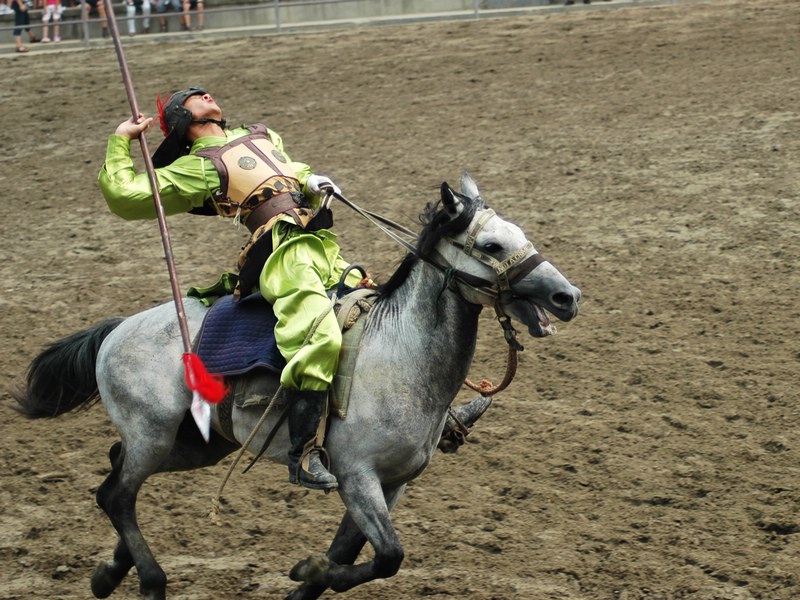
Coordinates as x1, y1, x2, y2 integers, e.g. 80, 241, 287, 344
98, 134, 219, 220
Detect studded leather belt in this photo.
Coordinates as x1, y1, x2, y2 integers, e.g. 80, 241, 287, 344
244, 192, 300, 233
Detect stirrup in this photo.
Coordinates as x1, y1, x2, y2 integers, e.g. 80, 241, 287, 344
290, 448, 338, 490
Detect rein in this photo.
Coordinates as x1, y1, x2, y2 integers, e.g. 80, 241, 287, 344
332, 191, 539, 396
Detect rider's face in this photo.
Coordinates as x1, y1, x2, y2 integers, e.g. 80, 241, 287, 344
184, 93, 222, 121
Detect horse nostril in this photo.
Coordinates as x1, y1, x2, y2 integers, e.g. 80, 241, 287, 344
552, 291, 575, 308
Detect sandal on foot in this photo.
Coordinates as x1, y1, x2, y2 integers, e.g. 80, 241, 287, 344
16, 46, 29, 53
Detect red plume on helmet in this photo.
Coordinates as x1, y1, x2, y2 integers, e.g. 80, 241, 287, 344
156, 94, 171, 137
151, 87, 206, 168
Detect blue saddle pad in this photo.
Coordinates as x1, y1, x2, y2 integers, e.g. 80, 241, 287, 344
195, 293, 286, 376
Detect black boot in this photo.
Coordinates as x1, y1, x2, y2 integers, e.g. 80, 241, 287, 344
285, 389, 338, 490
438, 395, 493, 453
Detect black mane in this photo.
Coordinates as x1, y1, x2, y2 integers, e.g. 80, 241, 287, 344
378, 188, 480, 298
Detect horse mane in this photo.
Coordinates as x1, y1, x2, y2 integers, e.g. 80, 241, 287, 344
378, 189, 479, 298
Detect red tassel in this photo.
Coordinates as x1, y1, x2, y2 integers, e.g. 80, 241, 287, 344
182, 353, 228, 404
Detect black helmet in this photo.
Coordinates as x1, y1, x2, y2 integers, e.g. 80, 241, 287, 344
152, 86, 225, 168
160, 86, 206, 141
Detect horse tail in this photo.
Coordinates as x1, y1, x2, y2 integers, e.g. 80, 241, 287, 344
12, 318, 125, 419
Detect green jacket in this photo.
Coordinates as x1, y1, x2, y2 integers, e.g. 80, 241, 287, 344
98, 126, 313, 219
98, 126, 353, 392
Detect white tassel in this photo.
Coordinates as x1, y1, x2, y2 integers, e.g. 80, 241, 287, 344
190, 390, 212, 442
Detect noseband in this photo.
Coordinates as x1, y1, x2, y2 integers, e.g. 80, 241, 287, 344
331, 188, 543, 317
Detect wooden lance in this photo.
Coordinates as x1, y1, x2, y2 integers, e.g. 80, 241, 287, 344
102, 0, 226, 441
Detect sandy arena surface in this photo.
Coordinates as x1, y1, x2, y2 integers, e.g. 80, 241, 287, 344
1, 0, 798, 598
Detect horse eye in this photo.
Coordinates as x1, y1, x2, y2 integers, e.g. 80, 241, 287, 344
481, 242, 503, 254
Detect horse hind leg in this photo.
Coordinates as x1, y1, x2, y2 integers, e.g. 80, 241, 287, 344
91, 442, 136, 598
92, 430, 177, 600
91, 416, 239, 599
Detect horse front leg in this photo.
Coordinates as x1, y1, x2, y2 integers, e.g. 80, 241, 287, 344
285, 510, 367, 600
91, 536, 134, 599
288, 479, 406, 595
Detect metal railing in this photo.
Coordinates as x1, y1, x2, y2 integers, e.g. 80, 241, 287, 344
1, 0, 596, 48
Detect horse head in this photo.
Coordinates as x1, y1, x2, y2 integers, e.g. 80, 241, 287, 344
431, 173, 581, 338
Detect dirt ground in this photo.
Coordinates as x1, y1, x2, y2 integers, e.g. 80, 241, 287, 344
1, 0, 799, 598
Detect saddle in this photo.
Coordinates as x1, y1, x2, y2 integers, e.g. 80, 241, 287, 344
192, 278, 379, 442
194, 292, 285, 376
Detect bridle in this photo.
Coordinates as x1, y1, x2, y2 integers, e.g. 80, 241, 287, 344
438, 207, 546, 298
331, 190, 546, 354
433, 205, 536, 396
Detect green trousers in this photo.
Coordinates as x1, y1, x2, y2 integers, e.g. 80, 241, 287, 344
259, 222, 360, 392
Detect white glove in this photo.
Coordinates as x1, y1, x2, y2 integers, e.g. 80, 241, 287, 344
307, 174, 341, 196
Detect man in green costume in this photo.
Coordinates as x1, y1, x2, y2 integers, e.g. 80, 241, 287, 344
99, 87, 354, 491
99, 87, 492, 490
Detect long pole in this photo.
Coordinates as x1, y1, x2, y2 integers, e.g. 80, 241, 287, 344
102, 0, 192, 354
102, 1, 226, 440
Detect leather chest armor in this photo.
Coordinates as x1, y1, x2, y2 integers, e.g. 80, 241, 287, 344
195, 123, 306, 229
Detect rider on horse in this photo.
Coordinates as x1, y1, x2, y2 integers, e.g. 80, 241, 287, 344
98, 87, 491, 491
99, 86, 355, 491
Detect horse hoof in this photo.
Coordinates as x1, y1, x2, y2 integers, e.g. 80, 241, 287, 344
289, 554, 332, 585
90, 562, 120, 599
438, 395, 493, 453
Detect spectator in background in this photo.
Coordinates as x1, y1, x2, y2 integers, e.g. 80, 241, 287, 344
84, 0, 109, 38
182, 0, 202, 31
155, 0, 181, 32
41, 0, 62, 42
8, 0, 39, 52
126, 0, 151, 36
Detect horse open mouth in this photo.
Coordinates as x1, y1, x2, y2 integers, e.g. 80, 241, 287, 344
528, 303, 556, 338
500, 297, 557, 338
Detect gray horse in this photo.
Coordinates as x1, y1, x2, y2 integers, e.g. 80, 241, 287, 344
14, 174, 580, 599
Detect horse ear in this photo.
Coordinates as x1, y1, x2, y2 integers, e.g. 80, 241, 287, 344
440, 182, 464, 218
460, 172, 482, 203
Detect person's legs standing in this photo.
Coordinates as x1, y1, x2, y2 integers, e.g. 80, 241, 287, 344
41, 4, 50, 42
182, 0, 202, 30
141, 0, 150, 33
125, 0, 136, 35
156, 0, 167, 31
52, 3, 61, 42
12, 1, 30, 51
